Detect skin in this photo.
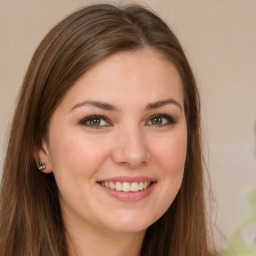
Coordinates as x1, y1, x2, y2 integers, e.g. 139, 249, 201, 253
36, 47, 187, 256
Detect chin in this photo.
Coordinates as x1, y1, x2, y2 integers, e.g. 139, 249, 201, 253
101, 211, 158, 234
108, 222, 148, 234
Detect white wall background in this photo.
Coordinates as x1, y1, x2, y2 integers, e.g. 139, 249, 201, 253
1, 0, 256, 250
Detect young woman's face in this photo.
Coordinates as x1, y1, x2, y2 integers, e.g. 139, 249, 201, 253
39, 47, 187, 236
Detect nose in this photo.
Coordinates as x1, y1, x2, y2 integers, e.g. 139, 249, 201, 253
111, 127, 150, 169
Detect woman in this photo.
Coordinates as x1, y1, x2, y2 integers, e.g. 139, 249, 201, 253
0, 4, 217, 256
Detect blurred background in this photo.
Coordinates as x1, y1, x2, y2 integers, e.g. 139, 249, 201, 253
0, 0, 255, 251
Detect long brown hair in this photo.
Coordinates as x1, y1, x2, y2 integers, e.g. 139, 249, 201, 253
0, 4, 217, 255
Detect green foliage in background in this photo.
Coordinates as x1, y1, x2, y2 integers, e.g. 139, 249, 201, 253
220, 190, 256, 256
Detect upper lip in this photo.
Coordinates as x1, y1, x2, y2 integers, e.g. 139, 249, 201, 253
97, 176, 156, 183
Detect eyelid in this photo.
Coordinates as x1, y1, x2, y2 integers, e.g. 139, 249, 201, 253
78, 113, 176, 128
79, 115, 111, 127
146, 113, 176, 126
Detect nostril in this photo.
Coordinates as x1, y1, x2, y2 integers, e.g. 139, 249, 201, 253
111, 133, 150, 168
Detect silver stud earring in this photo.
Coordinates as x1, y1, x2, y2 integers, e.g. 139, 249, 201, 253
38, 161, 46, 171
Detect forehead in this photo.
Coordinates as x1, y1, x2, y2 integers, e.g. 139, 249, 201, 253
60, 47, 184, 110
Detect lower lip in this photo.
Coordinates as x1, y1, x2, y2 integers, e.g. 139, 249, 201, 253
98, 183, 155, 202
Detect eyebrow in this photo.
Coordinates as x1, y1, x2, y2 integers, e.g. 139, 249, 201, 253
70, 100, 118, 112
70, 98, 182, 112
145, 99, 182, 111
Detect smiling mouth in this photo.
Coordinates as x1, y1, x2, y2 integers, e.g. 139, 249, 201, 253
99, 181, 153, 192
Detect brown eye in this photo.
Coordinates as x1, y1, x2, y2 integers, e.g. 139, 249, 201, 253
151, 117, 163, 125
147, 114, 176, 126
80, 115, 109, 128
88, 118, 101, 126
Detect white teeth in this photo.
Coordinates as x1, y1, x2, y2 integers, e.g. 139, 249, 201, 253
122, 182, 131, 192
138, 182, 144, 190
105, 181, 110, 189
115, 182, 122, 191
109, 181, 115, 190
131, 182, 139, 192
100, 181, 152, 192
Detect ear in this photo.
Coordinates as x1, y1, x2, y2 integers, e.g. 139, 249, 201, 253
33, 138, 53, 173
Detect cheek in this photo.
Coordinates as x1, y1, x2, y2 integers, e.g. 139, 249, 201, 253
48, 132, 112, 211
146, 129, 187, 221
48, 130, 110, 180
152, 130, 187, 175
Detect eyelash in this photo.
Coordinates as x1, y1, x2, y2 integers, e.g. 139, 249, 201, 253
147, 114, 176, 127
79, 115, 111, 128
79, 114, 176, 128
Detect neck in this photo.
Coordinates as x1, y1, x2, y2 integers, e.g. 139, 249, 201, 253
66, 223, 145, 256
